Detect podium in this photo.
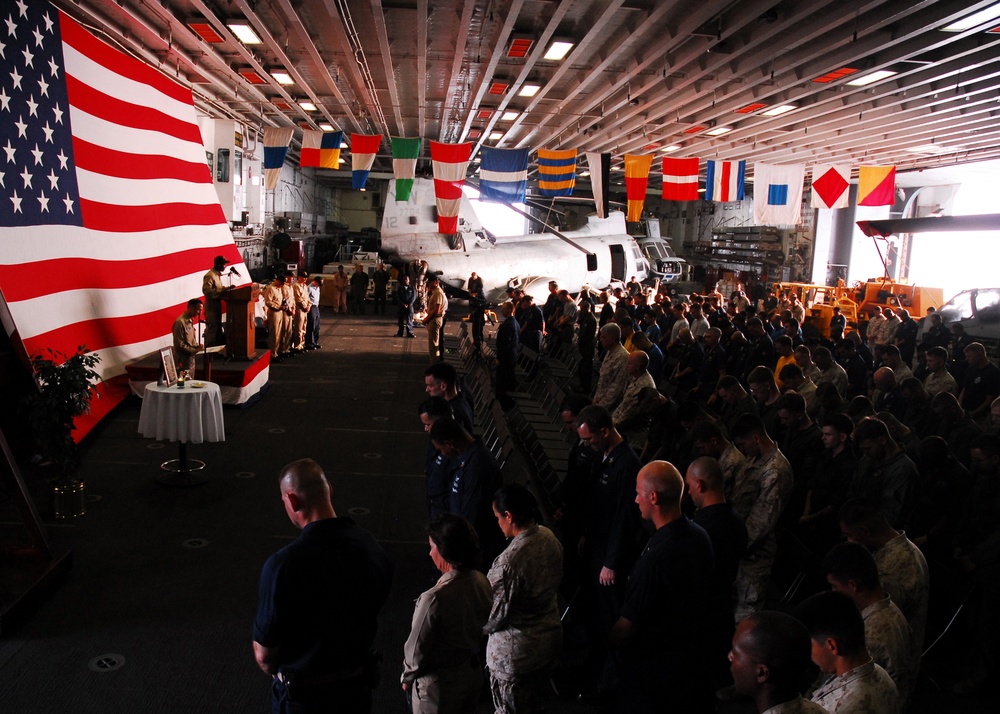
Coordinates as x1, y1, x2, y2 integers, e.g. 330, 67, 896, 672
225, 285, 259, 360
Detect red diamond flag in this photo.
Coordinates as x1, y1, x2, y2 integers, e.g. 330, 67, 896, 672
811, 165, 851, 210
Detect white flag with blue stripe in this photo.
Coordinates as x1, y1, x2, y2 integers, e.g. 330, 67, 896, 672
479, 147, 529, 203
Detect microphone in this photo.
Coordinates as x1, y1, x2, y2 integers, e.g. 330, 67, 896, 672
228, 266, 242, 277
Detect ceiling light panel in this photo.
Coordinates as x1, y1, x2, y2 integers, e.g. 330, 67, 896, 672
227, 22, 262, 45
270, 71, 294, 85
846, 69, 898, 86
518, 84, 540, 97
500, 111, 519, 121
761, 104, 797, 116
941, 3, 1000, 31
319, 123, 335, 131
660, 145, 682, 152
706, 126, 732, 135
298, 101, 318, 111
488, 82, 509, 95
543, 40, 574, 61
736, 102, 768, 114
683, 125, 706, 134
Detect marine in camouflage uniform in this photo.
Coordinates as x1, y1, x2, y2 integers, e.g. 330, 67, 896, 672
872, 532, 929, 655
484, 525, 563, 714
862, 596, 917, 709
762, 698, 830, 714
810, 661, 900, 714
594, 337, 629, 410
731, 445, 793, 622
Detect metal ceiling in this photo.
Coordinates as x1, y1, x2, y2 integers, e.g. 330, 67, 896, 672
60, 0, 1000, 184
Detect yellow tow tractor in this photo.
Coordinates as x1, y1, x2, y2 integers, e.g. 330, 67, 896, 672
773, 279, 859, 339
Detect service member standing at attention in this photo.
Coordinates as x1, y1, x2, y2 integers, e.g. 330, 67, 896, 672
263, 273, 290, 362
373, 262, 391, 315
291, 273, 312, 353
172, 299, 204, 376
253, 459, 393, 714
330, 265, 349, 314
401, 514, 492, 714
611, 461, 714, 713
424, 276, 448, 363
202, 255, 232, 346
280, 273, 297, 357
305, 275, 322, 350
351, 264, 370, 315
396, 274, 416, 338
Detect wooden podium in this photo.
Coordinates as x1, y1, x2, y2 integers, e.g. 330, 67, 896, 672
225, 285, 259, 360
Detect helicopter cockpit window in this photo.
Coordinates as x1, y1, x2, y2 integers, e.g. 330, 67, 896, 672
937, 292, 973, 323
974, 289, 1000, 323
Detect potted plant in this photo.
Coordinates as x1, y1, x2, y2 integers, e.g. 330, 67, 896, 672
23, 345, 101, 518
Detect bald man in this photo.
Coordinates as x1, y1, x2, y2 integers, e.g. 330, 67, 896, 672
611, 350, 656, 447
611, 461, 714, 712
253, 459, 393, 713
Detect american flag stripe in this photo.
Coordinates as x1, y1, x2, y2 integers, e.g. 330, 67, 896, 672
0, 1, 245, 437
73, 140, 212, 182
0, 246, 232, 301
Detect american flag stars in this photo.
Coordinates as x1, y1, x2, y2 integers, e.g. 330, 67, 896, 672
1, 1, 77, 225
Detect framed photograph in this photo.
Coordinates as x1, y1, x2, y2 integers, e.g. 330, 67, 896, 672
160, 346, 177, 387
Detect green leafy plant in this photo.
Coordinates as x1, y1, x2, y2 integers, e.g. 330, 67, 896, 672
24, 345, 102, 483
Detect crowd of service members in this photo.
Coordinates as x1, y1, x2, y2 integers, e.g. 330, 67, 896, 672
413, 280, 998, 713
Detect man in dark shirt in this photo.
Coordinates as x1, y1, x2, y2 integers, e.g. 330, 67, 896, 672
894, 309, 919, 365
418, 397, 454, 518
959, 342, 1000, 422
424, 362, 475, 434
518, 295, 544, 375
685, 456, 748, 690
430, 417, 503, 564
837, 339, 870, 398
800, 413, 857, 553
372, 263, 391, 315
575, 405, 644, 695
850, 417, 919, 527
612, 460, 714, 712
349, 264, 369, 314
577, 300, 598, 392
395, 275, 416, 337
494, 301, 520, 409
254, 459, 393, 713
745, 317, 775, 371
776, 391, 823, 525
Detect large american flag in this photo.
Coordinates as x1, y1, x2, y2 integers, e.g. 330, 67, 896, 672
0, 0, 246, 435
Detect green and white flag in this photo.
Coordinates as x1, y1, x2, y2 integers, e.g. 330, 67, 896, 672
391, 137, 422, 201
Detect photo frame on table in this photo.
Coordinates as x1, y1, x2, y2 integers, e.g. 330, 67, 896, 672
160, 347, 178, 387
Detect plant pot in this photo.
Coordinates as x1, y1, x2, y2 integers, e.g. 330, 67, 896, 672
52, 480, 87, 519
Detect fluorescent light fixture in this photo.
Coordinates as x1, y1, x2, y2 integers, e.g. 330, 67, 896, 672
904, 144, 960, 155
500, 111, 519, 121
762, 104, 797, 116
319, 123, 335, 131
359, 187, 366, 192
543, 40, 574, 61
341, 141, 348, 148
580, 170, 590, 177
227, 22, 262, 45
338, 157, 346, 164
846, 69, 897, 86
660, 144, 682, 152
489, 131, 504, 141
519, 84, 540, 97
706, 126, 732, 136
298, 101, 317, 111
942, 3, 1000, 31
270, 71, 294, 85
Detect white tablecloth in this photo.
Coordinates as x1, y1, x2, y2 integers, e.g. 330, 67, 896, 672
138, 382, 225, 444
